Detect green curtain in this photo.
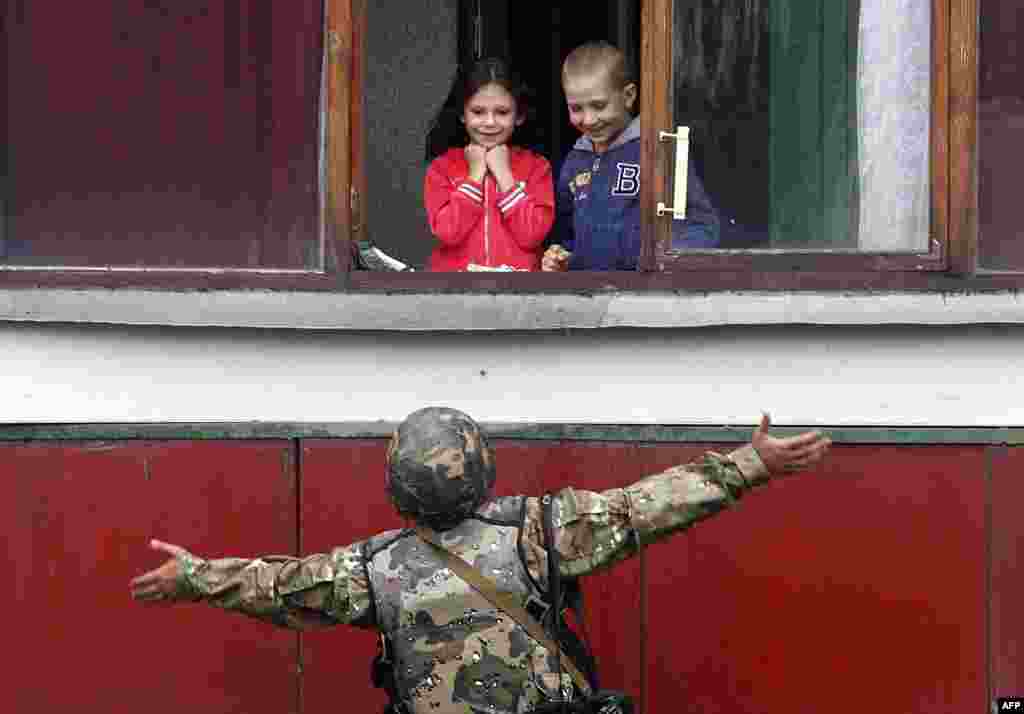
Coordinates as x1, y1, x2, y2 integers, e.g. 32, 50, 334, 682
673, 0, 859, 248
768, 0, 859, 248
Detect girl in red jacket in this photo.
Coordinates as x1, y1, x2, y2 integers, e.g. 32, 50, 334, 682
424, 58, 554, 271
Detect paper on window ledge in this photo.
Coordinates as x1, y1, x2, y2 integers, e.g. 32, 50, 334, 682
465, 263, 527, 272
356, 243, 413, 271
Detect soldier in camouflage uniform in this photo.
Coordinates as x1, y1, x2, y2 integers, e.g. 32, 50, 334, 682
131, 406, 829, 714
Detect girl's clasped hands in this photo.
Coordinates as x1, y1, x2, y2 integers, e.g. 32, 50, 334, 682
423, 58, 556, 272
464, 143, 516, 193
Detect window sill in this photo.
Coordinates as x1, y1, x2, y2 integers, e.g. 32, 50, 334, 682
2, 287, 1024, 330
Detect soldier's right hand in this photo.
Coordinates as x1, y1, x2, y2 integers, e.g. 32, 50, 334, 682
751, 413, 830, 476
130, 539, 191, 605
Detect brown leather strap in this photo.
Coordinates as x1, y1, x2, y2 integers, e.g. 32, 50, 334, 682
414, 525, 592, 695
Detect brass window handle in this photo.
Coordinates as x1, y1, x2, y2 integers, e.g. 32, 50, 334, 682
657, 126, 690, 221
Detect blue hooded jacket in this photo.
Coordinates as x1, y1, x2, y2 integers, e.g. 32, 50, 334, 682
555, 116, 720, 270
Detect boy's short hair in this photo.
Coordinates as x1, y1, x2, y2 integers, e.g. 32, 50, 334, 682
562, 41, 635, 89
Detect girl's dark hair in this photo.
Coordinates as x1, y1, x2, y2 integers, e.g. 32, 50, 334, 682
425, 57, 537, 162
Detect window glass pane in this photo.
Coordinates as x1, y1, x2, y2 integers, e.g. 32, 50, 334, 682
670, 0, 930, 253
2, 2, 324, 270
978, 3, 1024, 271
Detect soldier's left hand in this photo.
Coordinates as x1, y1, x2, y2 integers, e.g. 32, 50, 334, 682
752, 413, 831, 476
130, 539, 191, 605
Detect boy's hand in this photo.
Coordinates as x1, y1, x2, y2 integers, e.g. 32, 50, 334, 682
130, 539, 192, 605
465, 144, 488, 183
542, 244, 571, 272
484, 145, 515, 192
751, 413, 830, 477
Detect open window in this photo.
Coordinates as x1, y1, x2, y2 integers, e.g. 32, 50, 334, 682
352, 0, 641, 276
348, 0, 993, 291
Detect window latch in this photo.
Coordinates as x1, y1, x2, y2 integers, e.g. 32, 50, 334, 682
656, 126, 690, 221
351, 186, 362, 234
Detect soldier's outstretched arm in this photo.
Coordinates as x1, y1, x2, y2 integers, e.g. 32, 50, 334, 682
129, 538, 375, 631
521, 413, 831, 579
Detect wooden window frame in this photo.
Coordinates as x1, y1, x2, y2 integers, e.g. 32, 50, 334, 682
644, 0, 949, 275
0, 1, 354, 293
347, 0, 1014, 293
4, 0, 1020, 295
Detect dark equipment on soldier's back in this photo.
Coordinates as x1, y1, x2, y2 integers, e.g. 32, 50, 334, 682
371, 502, 633, 713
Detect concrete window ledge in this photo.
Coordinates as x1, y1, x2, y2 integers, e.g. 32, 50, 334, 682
2, 288, 1024, 330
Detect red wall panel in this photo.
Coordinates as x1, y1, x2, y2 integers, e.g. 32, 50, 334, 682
299, 440, 402, 714
643, 445, 988, 714
3, 437, 1002, 714
507, 441, 649, 699
0, 440, 298, 714
991, 447, 1024, 702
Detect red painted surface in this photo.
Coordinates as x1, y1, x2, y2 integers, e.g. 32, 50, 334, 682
0, 440, 299, 714
643, 445, 988, 714
299, 440, 402, 714
513, 441, 648, 700
2, 438, 1012, 713
630, 444, 712, 713
991, 447, 1024, 702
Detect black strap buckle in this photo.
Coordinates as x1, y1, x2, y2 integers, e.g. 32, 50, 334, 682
525, 593, 551, 622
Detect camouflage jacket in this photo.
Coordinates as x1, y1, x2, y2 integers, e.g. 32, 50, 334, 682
177, 445, 767, 714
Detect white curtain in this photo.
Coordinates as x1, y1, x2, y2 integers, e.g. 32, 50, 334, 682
857, 0, 931, 251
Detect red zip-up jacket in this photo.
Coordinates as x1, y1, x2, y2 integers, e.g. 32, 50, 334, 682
424, 147, 554, 271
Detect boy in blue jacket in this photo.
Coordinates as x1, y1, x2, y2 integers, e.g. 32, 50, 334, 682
543, 41, 719, 272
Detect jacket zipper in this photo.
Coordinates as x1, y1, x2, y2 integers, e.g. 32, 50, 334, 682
483, 175, 491, 265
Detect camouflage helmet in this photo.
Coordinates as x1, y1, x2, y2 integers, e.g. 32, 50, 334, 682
386, 407, 496, 530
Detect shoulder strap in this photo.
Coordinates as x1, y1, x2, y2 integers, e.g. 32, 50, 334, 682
541, 494, 561, 619
413, 524, 592, 696
541, 494, 600, 693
